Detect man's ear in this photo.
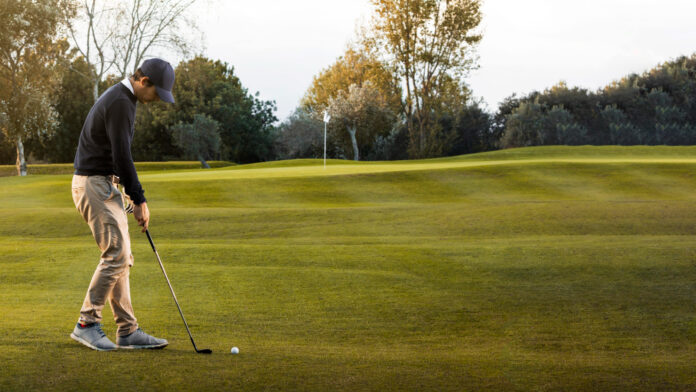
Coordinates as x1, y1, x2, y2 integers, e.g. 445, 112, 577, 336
138, 76, 151, 87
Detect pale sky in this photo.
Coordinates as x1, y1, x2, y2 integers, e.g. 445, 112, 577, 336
188, 0, 696, 121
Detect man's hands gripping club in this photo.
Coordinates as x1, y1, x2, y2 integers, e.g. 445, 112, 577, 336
120, 185, 149, 232
133, 202, 150, 232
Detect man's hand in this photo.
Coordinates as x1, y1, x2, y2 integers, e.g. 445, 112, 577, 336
133, 202, 150, 232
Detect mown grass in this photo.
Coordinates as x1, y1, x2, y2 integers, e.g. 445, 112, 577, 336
1, 146, 695, 391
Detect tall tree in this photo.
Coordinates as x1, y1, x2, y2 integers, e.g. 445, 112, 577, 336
61, 0, 115, 101
34, 56, 94, 163
63, 0, 199, 101
302, 46, 401, 116
0, 0, 73, 175
111, 0, 199, 78
302, 46, 401, 160
368, 0, 482, 158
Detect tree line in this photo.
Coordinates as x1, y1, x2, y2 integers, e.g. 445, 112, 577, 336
0, 55, 278, 166
496, 55, 696, 148
2, 0, 490, 172
0, 0, 276, 172
3, 0, 696, 175
279, 53, 696, 162
276, 1, 696, 162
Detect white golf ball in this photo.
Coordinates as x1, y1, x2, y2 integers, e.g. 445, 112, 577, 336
230, 347, 239, 354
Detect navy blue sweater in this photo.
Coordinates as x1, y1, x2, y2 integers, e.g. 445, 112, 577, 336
74, 83, 146, 205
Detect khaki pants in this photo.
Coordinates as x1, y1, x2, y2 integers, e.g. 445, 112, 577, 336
72, 175, 138, 336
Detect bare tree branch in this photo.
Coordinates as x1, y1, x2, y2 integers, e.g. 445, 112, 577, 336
113, 0, 198, 78
66, 0, 199, 99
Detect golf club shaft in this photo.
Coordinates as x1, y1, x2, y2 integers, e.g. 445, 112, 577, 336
145, 229, 202, 352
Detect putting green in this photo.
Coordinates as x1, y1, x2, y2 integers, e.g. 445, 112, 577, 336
1, 146, 695, 391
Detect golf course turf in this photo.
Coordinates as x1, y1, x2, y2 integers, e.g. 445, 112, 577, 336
0, 146, 695, 391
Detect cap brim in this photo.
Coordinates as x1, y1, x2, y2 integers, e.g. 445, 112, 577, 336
156, 86, 175, 104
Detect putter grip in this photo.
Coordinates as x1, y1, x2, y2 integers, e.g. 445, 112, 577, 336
145, 229, 156, 251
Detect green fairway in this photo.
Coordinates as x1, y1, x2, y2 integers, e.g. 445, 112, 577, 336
1, 146, 695, 391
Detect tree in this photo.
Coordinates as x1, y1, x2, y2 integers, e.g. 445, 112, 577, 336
545, 105, 587, 146
327, 82, 395, 161
537, 82, 600, 143
600, 105, 642, 145
274, 108, 325, 160
368, 0, 482, 158
63, 0, 200, 101
445, 100, 492, 155
599, 76, 647, 139
491, 94, 524, 149
61, 1, 115, 101
32, 56, 94, 163
498, 101, 588, 148
367, 122, 409, 160
171, 114, 221, 167
0, 131, 14, 164
0, 0, 73, 175
302, 46, 401, 116
301, 46, 402, 159
500, 100, 547, 148
647, 88, 693, 145
134, 56, 277, 163
111, 0, 199, 78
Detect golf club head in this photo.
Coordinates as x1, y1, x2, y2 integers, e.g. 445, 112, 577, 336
197, 348, 213, 354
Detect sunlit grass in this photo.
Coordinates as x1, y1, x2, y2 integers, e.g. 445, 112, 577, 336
0, 146, 695, 391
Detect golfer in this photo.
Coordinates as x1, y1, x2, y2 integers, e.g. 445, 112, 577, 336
70, 58, 175, 351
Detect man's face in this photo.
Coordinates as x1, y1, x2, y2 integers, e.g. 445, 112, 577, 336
135, 77, 160, 104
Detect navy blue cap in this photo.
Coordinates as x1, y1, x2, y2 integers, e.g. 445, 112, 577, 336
140, 58, 175, 103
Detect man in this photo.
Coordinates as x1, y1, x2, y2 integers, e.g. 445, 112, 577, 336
70, 58, 175, 351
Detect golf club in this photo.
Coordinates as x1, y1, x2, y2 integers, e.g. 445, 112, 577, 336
145, 229, 212, 354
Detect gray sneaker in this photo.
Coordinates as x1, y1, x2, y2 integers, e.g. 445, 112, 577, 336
70, 323, 117, 351
117, 328, 168, 349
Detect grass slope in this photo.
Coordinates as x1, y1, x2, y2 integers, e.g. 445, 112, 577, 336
1, 146, 695, 391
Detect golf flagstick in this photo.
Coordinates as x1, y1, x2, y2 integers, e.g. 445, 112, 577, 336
145, 229, 212, 354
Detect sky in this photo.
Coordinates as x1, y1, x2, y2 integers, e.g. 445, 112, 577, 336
188, 0, 696, 122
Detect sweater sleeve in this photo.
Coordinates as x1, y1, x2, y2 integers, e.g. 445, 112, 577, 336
106, 99, 146, 205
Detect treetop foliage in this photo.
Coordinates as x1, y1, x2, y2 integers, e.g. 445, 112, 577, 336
133, 56, 277, 164
500, 54, 696, 148
301, 47, 401, 118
